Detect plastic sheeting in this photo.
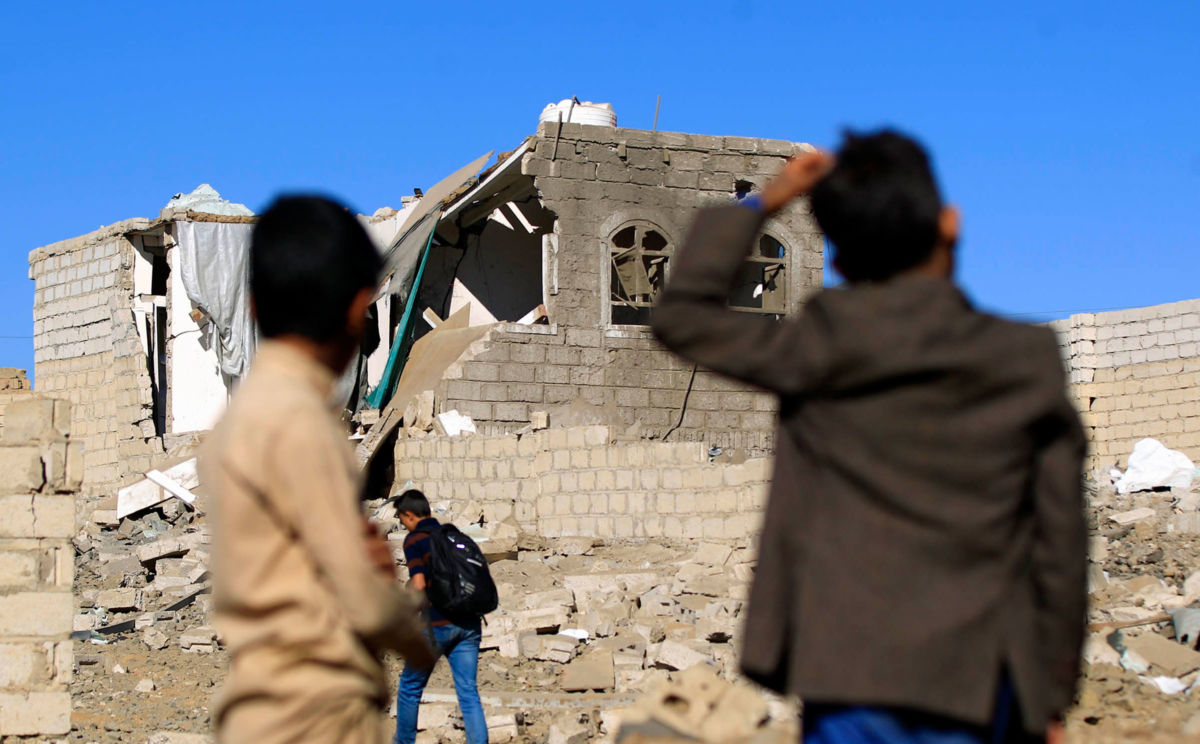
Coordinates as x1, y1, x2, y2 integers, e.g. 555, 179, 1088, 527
175, 221, 256, 379
1114, 437, 1196, 494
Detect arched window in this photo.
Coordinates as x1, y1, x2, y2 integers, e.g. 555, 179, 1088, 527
609, 222, 673, 326
729, 233, 788, 317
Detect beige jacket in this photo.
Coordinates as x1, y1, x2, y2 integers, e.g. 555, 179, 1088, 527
202, 341, 427, 743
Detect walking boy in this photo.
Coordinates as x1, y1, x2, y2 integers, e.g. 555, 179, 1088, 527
203, 196, 434, 744
392, 489, 488, 744
652, 132, 1086, 742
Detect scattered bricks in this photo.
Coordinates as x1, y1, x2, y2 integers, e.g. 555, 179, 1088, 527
548, 713, 590, 744
136, 534, 197, 565
1109, 508, 1157, 525
179, 626, 217, 653
486, 713, 519, 743
561, 648, 615, 691
1123, 632, 1200, 677
651, 640, 712, 671
97, 587, 142, 612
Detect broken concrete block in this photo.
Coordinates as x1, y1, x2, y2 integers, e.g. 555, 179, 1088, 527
561, 649, 615, 692
486, 712, 519, 743
403, 390, 436, 432
136, 534, 197, 565
97, 587, 142, 612
651, 640, 712, 671
179, 626, 217, 653
143, 628, 169, 651
1109, 507, 1157, 526
548, 713, 590, 744
1123, 632, 1200, 677
117, 458, 199, 519
136, 678, 156, 693
521, 633, 579, 663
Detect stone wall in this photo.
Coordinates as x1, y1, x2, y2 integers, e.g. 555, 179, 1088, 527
0, 368, 34, 428
0, 399, 80, 736
29, 220, 162, 495
441, 124, 823, 453
394, 425, 771, 541
1052, 299, 1200, 468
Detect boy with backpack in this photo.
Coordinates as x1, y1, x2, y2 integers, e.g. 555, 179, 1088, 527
652, 132, 1086, 742
392, 489, 493, 744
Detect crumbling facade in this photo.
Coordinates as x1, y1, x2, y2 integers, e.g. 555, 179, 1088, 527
1052, 298, 1200, 469
406, 122, 823, 453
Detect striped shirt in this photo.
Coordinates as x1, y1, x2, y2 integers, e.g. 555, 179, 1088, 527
403, 517, 449, 626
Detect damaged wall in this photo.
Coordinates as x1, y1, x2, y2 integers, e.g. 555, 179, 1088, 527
29, 220, 165, 495
438, 123, 824, 453
1053, 298, 1200, 468
394, 425, 770, 541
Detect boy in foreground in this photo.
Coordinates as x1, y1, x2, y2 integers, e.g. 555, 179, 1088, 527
391, 489, 488, 744
202, 196, 434, 744
652, 132, 1086, 743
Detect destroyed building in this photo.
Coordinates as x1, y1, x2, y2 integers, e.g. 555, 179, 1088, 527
24, 110, 825, 497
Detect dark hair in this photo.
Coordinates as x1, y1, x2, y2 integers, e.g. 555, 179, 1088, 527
811, 129, 943, 282
392, 489, 431, 518
250, 195, 382, 341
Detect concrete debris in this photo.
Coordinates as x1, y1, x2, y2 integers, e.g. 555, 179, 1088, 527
136, 678, 157, 692
561, 648, 615, 691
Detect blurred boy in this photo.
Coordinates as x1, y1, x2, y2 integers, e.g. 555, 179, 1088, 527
202, 196, 434, 744
652, 132, 1086, 743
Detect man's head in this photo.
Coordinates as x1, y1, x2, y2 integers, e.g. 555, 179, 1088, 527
250, 195, 382, 369
393, 489, 431, 531
811, 129, 958, 283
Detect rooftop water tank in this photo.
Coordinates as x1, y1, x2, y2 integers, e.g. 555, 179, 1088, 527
539, 99, 617, 128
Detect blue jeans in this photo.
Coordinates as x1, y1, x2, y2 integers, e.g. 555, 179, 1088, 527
803, 674, 1037, 744
393, 622, 487, 744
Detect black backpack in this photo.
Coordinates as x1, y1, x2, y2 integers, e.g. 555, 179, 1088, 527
424, 523, 498, 619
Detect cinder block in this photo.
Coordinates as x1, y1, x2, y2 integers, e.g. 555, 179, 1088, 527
0, 550, 38, 589
0, 399, 63, 443
0, 691, 71, 735
0, 592, 73, 637
0, 446, 45, 493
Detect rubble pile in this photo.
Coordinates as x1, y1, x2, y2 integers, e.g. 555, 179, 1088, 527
59, 440, 1200, 743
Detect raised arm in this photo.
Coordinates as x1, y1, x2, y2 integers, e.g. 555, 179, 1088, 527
652, 152, 833, 395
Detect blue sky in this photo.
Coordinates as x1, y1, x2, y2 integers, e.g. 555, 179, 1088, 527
2, 2, 1197, 376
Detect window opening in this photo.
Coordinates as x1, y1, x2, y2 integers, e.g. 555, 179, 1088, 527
728, 233, 788, 317
610, 223, 672, 326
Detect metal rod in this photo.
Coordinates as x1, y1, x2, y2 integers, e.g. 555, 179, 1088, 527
653, 95, 662, 131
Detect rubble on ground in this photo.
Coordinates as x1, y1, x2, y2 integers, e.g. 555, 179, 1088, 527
62, 445, 1200, 743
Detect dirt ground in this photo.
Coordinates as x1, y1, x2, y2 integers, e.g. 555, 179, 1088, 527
62, 471, 1200, 743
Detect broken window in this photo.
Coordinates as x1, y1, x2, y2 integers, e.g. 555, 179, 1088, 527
728, 233, 788, 317
610, 223, 672, 326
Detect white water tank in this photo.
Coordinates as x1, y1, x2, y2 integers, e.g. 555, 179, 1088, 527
539, 99, 617, 128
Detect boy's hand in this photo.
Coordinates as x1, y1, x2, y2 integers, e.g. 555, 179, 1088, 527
1046, 720, 1065, 744
363, 518, 397, 578
760, 149, 834, 214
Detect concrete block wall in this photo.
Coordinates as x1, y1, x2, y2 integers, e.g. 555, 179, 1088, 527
440, 124, 822, 452
0, 399, 80, 736
0, 368, 34, 428
29, 220, 163, 495
440, 324, 780, 455
394, 425, 771, 541
1050, 299, 1200, 467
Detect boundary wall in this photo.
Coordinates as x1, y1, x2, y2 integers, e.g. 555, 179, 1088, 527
1051, 299, 1200, 468
394, 425, 771, 541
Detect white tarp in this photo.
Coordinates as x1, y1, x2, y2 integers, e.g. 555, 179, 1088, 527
1114, 438, 1196, 494
175, 221, 256, 378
